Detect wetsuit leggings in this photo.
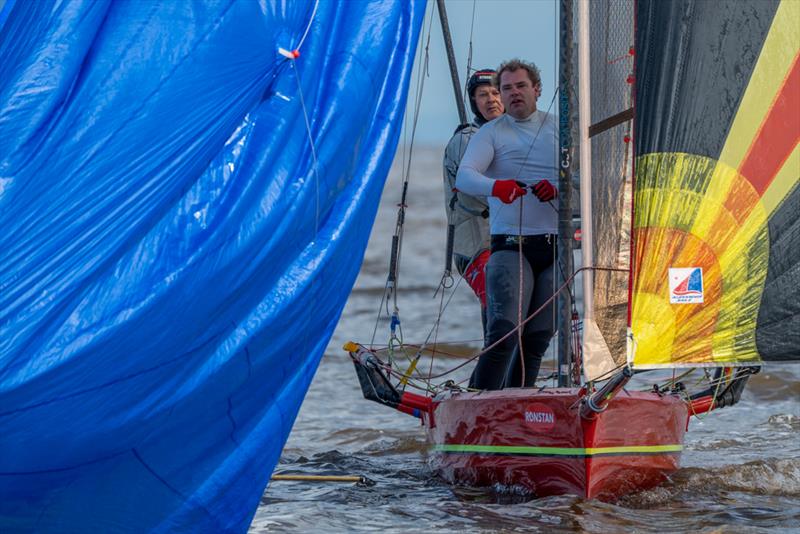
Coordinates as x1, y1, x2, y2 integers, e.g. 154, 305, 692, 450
469, 235, 556, 390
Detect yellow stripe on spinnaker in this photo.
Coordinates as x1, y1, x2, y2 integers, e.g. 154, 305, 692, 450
433, 444, 683, 456
717, 0, 800, 172
713, 139, 798, 364
694, 0, 799, 237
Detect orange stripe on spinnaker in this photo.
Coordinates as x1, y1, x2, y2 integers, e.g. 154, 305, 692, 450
738, 52, 800, 195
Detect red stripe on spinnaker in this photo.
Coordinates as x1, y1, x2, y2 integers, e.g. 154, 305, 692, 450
738, 53, 800, 195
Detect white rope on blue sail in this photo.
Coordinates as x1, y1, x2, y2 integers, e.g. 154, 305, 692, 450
279, 0, 322, 234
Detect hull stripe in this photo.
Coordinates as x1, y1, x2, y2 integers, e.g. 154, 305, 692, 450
433, 444, 683, 456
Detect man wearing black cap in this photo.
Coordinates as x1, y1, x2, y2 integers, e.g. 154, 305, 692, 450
442, 69, 504, 333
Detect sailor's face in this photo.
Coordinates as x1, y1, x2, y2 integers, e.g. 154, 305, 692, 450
499, 69, 540, 120
474, 85, 504, 121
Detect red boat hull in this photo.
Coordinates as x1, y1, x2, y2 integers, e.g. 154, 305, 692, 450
423, 388, 688, 500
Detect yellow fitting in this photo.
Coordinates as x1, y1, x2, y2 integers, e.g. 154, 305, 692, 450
343, 341, 359, 353
399, 357, 419, 387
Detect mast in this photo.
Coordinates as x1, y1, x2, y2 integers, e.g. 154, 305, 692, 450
435, 0, 467, 279
557, 0, 576, 387
435, 0, 468, 126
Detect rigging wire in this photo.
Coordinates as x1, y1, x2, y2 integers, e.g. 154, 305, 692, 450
275, 1, 323, 393
435, 0, 477, 296
378, 88, 568, 391
278, 0, 323, 233
383, 266, 623, 384
430, 65, 564, 386
295, 0, 320, 52
371, 0, 591, 393
499, 85, 561, 387
489, 89, 559, 229
463, 0, 478, 104
512, 89, 559, 183
427, 268, 455, 391
289, 60, 320, 233
516, 198, 526, 386
358, 0, 744, 401
391, 5, 435, 318
376, 0, 566, 391
411, 273, 468, 389
554, 0, 572, 388
370, 3, 435, 351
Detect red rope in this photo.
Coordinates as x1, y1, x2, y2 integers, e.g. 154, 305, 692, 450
380, 265, 626, 381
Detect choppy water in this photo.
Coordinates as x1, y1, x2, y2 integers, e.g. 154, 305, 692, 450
251, 147, 800, 533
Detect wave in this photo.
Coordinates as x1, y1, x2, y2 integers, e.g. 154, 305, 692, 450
624, 458, 800, 507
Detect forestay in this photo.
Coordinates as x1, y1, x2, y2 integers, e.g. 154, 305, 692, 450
0, 1, 424, 531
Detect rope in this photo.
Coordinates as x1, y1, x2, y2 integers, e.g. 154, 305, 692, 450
356, 262, 623, 394
295, 0, 319, 52
402, 274, 468, 391
396, 5, 433, 281
275, 0, 324, 231
288, 60, 320, 233
369, 3, 435, 350
426, 271, 450, 391
375, 3, 565, 391
685, 369, 734, 420
511, 89, 560, 182
271, 474, 369, 484
516, 197, 526, 387
432, 76, 562, 388
382, 266, 626, 383
490, 89, 560, 230
463, 0, 478, 106
504, 91, 563, 388
555, 226, 580, 384
274, 5, 324, 378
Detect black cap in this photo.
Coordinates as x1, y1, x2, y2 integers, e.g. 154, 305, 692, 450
467, 69, 496, 124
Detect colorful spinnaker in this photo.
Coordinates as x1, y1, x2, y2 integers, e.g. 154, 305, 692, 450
631, 0, 799, 368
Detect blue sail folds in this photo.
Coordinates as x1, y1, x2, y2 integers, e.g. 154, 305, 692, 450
0, 0, 425, 531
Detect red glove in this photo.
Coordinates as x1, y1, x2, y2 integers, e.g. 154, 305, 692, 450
491, 179, 527, 204
532, 179, 557, 201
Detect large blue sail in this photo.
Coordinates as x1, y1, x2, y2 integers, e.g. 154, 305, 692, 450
0, 0, 425, 531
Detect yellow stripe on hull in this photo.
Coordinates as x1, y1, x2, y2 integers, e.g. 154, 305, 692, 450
433, 444, 683, 457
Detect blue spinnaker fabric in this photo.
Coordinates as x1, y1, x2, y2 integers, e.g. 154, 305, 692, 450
0, 1, 425, 531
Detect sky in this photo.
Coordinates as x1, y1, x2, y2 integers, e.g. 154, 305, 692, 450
406, 0, 558, 146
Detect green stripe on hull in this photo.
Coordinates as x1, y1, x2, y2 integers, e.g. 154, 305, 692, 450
433, 444, 683, 457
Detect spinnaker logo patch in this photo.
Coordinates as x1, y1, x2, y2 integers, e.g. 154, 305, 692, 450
524, 403, 556, 431
669, 267, 704, 304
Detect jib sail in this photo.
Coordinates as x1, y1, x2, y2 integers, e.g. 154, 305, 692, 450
575, 0, 636, 381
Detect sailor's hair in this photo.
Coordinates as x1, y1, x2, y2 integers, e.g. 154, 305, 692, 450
496, 59, 541, 87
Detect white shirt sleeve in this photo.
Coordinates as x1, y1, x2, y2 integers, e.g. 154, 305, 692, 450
455, 125, 496, 197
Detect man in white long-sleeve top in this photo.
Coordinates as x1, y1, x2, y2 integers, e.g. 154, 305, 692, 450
455, 59, 558, 390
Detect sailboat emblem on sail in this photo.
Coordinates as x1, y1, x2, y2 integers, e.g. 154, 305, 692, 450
669, 268, 704, 304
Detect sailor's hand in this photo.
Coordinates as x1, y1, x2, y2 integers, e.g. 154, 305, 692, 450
532, 179, 557, 202
491, 179, 527, 204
